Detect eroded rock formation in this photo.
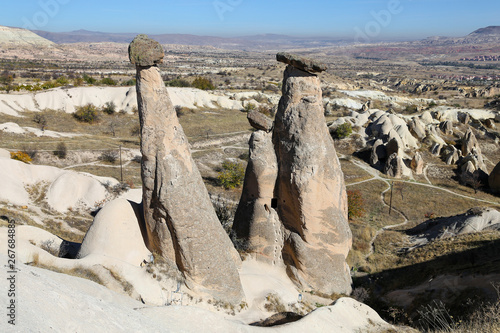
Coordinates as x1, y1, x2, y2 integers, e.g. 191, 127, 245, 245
234, 53, 352, 295
130, 35, 243, 303
274, 63, 352, 294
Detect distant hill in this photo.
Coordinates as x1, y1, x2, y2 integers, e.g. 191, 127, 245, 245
0, 25, 54, 47
31, 29, 350, 50
468, 26, 500, 36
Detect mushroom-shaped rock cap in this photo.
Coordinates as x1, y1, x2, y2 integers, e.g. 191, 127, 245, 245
276, 52, 327, 74
247, 110, 274, 132
129, 34, 164, 67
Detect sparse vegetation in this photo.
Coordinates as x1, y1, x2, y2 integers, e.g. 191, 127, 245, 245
102, 101, 116, 115
217, 161, 245, 189
73, 104, 100, 123
192, 76, 215, 90
331, 123, 353, 139
98, 150, 118, 164
347, 189, 365, 220
10, 151, 32, 163
33, 113, 48, 130
53, 142, 67, 159
264, 293, 287, 313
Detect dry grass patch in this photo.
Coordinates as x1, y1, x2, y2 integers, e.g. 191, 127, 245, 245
70, 164, 142, 188
350, 179, 405, 229
340, 159, 373, 185
178, 108, 251, 143
383, 182, 496, 226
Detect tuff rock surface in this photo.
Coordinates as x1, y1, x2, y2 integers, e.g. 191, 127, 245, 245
232, 130, 283, 265
489, 161, 500, 193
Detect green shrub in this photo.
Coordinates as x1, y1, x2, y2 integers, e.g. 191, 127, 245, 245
102, 101, 116, 115
192, 76, 215, 90
10, 151, 32, 164
100, 78, 117, 86
217, 161, 245, 189
166, 78, 191, 87
83, 74, 96, 85
347, 189, 365, 220
121, 79, 136, 86
55, 76, 69, 85
404, 104, 419, 113
331, 123, 353, 139
73, 104, 100, 123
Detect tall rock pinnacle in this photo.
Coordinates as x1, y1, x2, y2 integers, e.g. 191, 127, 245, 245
274, 60, 352, 294
233, 53, 353, 295
129, 35, 243, 304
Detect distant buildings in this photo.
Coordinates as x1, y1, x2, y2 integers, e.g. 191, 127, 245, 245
460, 55, 500, 61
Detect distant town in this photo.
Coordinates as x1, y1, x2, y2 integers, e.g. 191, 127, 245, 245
461, 55, 500, 61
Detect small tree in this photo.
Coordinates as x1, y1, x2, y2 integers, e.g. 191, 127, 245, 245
99, 150, 118, 164
102, 101, 116, 115
73, 104, 100, 123
331, 122, 353, 139
106, 117, 120, 137
54, 142, 67, 159
217, 161, 245, 189
33, 114, 48, 131
192, 76, 215, 90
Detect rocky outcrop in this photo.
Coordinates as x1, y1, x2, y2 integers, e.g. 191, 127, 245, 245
78, 199, 151, 266
273, 63, 352, 294
130, 35, 243, 303
420, 111, 434, 125
384, 153, 403, 178
461, 128, 480, 157
489, 161, 500, 193
458, 112, 471, 125
439, 121, 453, 135
442, 145, 461, 165
361, 100, 371, 112
411, 153, 424, 175
369, 139, 385, 168
409, 117, 426, 140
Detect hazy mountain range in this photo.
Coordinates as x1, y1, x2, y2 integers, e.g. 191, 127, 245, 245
0, 25, 498, 50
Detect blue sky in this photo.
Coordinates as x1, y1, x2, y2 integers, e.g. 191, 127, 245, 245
2, 0, 499, 39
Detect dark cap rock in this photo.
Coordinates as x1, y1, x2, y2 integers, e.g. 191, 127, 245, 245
247, 110, 274, 132
128, 34, 164, 67
276, 52, 327, 74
